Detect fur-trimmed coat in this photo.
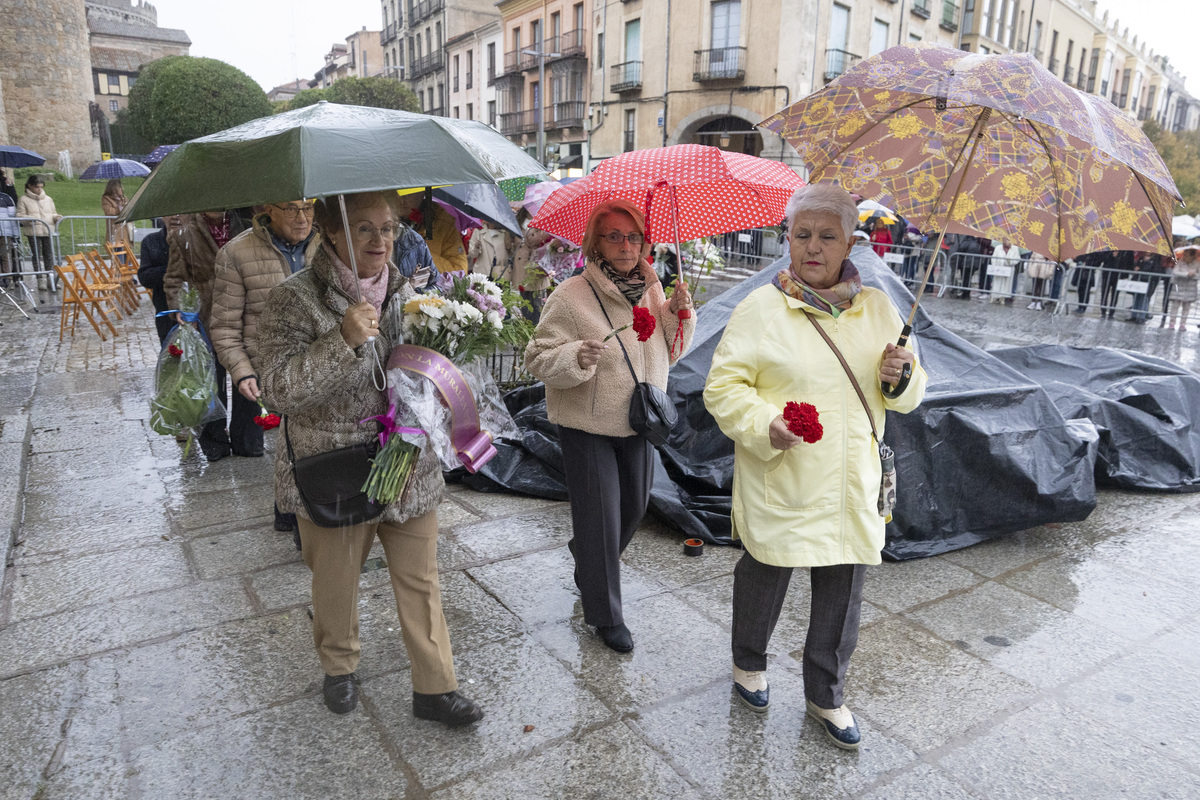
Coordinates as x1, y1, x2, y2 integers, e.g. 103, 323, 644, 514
524, 260, 695, 437
256, 244, 444, 525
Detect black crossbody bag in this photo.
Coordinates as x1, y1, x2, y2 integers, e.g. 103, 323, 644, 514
284, 416, 385, 528
587, 282, 677, 447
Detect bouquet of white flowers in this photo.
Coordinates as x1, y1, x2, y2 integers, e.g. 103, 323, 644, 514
361, 272, 532, 504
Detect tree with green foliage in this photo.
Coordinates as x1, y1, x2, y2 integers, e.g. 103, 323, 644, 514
126, 56, 271, 144
288, 87, 330, 110
286, 78, 419, 113
126, 55, 186, 141
1143, 120, 1200, 213
326, 77, 420, 111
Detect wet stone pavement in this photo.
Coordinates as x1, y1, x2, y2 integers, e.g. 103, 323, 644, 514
2, 294, 1200, 800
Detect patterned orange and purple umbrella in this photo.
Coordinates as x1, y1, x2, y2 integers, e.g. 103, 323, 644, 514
760, 43, 1180, 264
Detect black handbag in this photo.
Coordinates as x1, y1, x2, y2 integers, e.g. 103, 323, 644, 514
588, 282, 677, 447
284, 417, 385, 528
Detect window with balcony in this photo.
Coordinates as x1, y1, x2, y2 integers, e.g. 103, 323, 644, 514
696, 0, 744, 81
487, 43, 496, 82
488, 100, 496, 126
625, 19, 641, 65
611, 60, 642, 91
624, 109, 636, 152
912, 0, 931, 19
940, 1, 959, 31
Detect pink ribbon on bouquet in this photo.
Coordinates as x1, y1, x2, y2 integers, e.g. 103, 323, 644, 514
386, 345, 497, 473
360, 389, 427, 449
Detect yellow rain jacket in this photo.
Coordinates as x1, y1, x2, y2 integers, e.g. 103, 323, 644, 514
703, 284, 927, 567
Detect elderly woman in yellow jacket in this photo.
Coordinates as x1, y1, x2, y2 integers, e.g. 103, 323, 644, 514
525, 199, 694, 653
703, 183, 927, 750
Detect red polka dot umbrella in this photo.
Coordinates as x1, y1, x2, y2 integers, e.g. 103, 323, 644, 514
530, 144, 804, 265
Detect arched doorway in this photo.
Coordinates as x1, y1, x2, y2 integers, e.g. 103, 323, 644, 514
693, 115, 762, 156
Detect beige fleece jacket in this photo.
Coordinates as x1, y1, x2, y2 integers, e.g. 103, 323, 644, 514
524, 260, 695, 437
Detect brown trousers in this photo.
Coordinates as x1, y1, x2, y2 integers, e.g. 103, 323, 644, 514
297, 511, 457, 695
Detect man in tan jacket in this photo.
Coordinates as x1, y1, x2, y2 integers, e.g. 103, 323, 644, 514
210, 202, 316, 530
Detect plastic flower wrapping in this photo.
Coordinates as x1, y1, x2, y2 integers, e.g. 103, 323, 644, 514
149, 283, 227, 456
362, 272, 533, 504
679, 238, 725, 276
533, 236, 584, 284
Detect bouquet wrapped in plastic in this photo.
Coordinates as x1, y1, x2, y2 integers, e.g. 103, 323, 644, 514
361, 272, 533, 504
532, 236, 583, 285
149, 283, 226, 455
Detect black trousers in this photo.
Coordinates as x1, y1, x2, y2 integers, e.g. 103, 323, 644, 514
26, 235, 53, 274
199, 360, 230, 449
731, 550, 866, 709
228, 386, 264, 456
558, 424, 653, 628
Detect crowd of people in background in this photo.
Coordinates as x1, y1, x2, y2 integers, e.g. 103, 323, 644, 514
860, 212, 1198, 329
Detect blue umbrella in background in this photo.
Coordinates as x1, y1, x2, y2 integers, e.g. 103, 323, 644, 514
0, 145, 46, 168
143, 144, 180, 166
434, 183, 522, 236
79, 158, 151, 181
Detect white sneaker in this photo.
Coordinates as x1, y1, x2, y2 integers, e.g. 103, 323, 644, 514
1027, 301, 1038, 310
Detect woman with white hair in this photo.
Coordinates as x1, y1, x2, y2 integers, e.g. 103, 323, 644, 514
703, 183, 927, 750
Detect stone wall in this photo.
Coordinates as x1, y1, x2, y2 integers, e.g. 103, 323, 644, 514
85, 0, 157, 28
0, 0, 101, 174
0, 77, 9, 144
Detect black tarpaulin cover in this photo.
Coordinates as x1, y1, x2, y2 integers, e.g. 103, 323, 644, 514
465, 248, 1200, 559
988, 344, 1200, 492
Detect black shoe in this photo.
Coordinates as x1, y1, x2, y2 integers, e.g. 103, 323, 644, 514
323, 673, 358, 714
596, 623, 634, 653
274, 510, 297, 532
412, 690, 484, 726
199, 439, 231, 462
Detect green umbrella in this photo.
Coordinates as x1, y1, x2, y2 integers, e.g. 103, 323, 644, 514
120, 102, 547, 220
499, 175, 543, 202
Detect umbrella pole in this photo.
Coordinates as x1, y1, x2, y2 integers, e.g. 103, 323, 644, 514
337, 194, 366, 308
883, 108, 990, 397
669, 190, 692, 322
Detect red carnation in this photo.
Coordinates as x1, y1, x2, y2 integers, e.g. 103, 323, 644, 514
783, 401, 823, 443
253, 401, 281, 431
632, 306, 656, 342
167, 344, 183, 358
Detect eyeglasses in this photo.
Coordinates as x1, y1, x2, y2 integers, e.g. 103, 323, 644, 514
273, 203, 315, 218
351, 223, 399, 241
601, 231, 645, 245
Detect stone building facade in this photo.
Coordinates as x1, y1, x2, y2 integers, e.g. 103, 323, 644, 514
445, 22, 501, 125
87, 1, 191, 121
0, 0, 100, 174
313, 29, 385, 88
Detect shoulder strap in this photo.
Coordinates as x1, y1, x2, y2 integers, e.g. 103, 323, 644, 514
587, 280, 641, 384
803, 312, 881, 444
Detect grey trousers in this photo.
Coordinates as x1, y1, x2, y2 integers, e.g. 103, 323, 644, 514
731, 550, 866, 709
558, 424, 653, 628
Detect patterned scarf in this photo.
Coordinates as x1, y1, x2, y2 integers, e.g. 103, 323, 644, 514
204, 213, 233, 249
773, 260, 862, 316
595, 256, 647, 306
325, 243, 389, 315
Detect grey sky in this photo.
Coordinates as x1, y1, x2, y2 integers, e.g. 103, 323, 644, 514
155, 0, 1195, 105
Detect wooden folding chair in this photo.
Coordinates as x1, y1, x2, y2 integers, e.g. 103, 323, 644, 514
86, 249, 137, 315
106, 239, 150, 301
68, 253, 125, 321
56, 258, 119, 342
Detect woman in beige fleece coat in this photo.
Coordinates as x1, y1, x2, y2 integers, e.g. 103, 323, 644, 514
524, 199, 695, 653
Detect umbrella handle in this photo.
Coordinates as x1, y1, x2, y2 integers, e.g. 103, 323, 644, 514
881, 326, 913, 398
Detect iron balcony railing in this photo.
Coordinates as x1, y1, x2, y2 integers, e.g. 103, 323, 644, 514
611, 60, 642, 92
410, 50, 445, 80
499, 109, 539, 136
382, 22, 398, 44
693, 47, 746, 81
413, 0, 443, 23
824, 48, 860, 82
425, 106, 446, 118
1063, 65, 1074, 84
497, 104, 584, 135
939, 1, 958, 31
912, 0, 931, 19
547, 100, 585, 129
545, 29, 587, 60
